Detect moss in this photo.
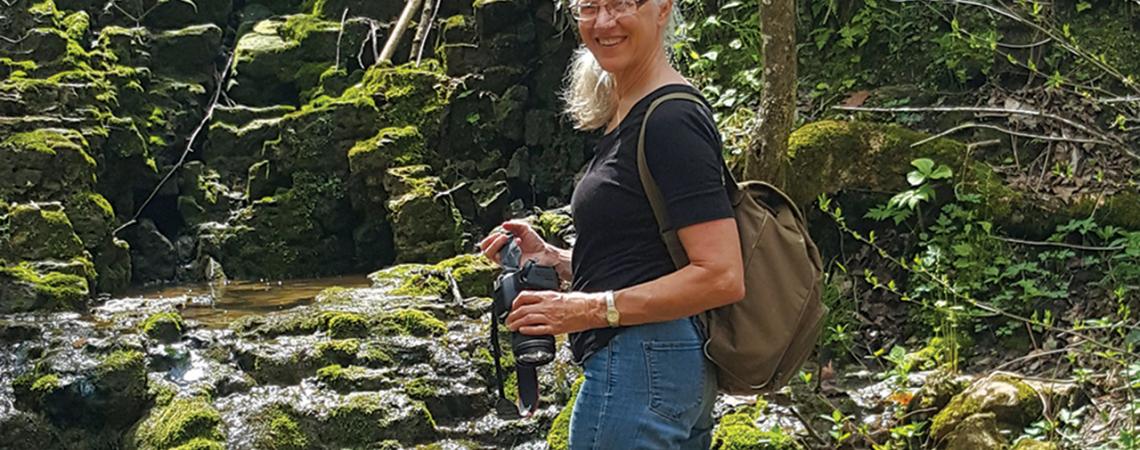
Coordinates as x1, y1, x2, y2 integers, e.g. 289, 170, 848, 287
315, 338, 359, 365
532, 211, 573, 241
379, 309, 447, 337
370, 264, 451, 298
29, 374, 61, 395
712, 403, 802, 450
316, 286, 352, 303
255, 407, 308, 450
359, 346, 394, 367
135, 397, 224, 449
281, 13, 338, 42
0, 263, 89, 309
1012, 438, 1059, 450
316, 364, 366, 384
169, 438, 225, 450
930, 374, 1043, 442
323, 311, 369, 338
546, 376, 584, 450
441, 15, 467, 32
347, 125, 425, 171
140, 312, 184, 342
61, 11, 89, 40
433, 254, 497, 298
404, 377, 435, 400
3, 128, 96, 167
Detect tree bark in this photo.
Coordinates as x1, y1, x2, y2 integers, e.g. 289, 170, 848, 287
379, 0, 425, 65
743, 0, 796, 188
409, 0, 438, 64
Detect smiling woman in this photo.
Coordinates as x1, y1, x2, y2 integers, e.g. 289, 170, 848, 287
479, 0, 745, 448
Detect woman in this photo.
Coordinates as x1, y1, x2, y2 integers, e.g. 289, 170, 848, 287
478, 0, 744, 446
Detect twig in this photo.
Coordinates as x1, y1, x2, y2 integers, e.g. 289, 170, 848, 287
996, 38, 1052, 49
911, 122, 1115, 148
0, 30, 34, 45
788, 405, 828, 446
1099, 96, 1140, 104
114, 51, 235, 236
966, 139, 1003, 151
991, 348, 1070, 372
990, 235, 1126, 252
334, 8, 348, 72
379, 0, 425, 64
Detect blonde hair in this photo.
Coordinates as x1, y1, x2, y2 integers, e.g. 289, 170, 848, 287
562, 0, 681, 131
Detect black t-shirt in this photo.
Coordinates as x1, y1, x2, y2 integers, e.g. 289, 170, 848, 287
568, 84, 734, 363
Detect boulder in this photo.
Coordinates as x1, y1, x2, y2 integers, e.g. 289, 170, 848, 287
383, 165, 465, 263
124, 218, 177, 283
930, 374, 1046, 449
12, 350, 150, 432
149, 24, 223, 83
130, 397, 225, 450
0, 128, 97, 200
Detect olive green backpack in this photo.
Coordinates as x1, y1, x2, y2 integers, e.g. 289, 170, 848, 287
637, 92, 827, 395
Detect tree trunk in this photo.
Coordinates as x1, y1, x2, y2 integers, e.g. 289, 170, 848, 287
743, 0, 796, 188
409, 0, 438, 64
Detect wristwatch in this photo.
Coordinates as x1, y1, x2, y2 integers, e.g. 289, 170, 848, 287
604, 290, 620, 328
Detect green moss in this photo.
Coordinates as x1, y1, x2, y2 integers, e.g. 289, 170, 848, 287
61, 11, 89, 39
404, 377, 435, 400
930, 374, 1043, 441
1012, 438, 1059, 450
281, 13, 338, 42
379, 309, 447, 337
135, 397, 224, 449
169, 438, 225, 450
712, 402, 801, 450
316, 364, 366, 384
255, 408, 308, 450
29, 374, 61, 394
3, 128, 96, 166
0, 263, 89, 309
98, 350, 145, 376
359, 346, 394, 367
323, 312, 369, 338
28, 0, 62, 19
433, 254, 497, 297
347, 125, 425, 170
441, 15, 467, 32
370, 264, 451, 297
532, 211, 572, 241
140, 312, 185, 342
546, 376, 584, 450
315, 338, 359, 364
316, 286, 352, 303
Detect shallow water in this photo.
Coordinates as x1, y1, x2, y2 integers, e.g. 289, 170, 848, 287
116, 274, 371, 328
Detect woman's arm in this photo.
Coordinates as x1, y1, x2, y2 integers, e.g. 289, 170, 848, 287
505, 217, 743, 335
611, 217, 744, 325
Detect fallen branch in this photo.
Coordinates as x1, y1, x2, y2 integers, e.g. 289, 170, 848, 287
334, 7, 348, 72
910, 122, 1115, 148
991, 235, 1126, 252
409, 0, 440, 64
833, 104, 1137, 160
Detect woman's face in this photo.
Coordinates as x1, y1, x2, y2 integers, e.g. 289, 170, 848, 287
577, 0, 670, 76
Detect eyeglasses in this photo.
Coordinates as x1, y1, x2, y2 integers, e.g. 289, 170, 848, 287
568, 0, 649, 22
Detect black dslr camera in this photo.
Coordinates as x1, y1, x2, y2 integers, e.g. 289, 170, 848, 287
491, 234, 559, 415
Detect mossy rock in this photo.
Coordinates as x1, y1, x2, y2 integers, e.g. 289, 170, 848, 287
321, 392, 437, 446
250, 406, 309, 450
378, 309, 447, 337
15, 350, 149, 430
315, 364, 390, 392
0, 261, 90, 313
546, 376, 584, 450
433, 254, 497, 298
0, 127, 97, 199
786, 120, 1140, 236
149, 24, 223, 81
140, 311, 184, 343
383, 165, 465, 263
2, 202, 87, 261
314, 338, 359, 365
143, 0, 233, 29
930, 374, 1044, 447
308, 0, 403, 21
711, 402, 802, 450
133, 397, 224, 450
1012, 438, 1059, 450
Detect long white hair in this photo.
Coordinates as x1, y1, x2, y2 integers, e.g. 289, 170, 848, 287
561, 0, 681, 131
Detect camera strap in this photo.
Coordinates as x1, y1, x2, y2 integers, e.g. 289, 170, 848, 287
490, 314, 507, 401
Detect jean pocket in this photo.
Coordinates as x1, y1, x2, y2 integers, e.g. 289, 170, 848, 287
643, 340, 706, 423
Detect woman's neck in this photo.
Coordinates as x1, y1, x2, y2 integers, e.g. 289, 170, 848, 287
606, 49, 687, 132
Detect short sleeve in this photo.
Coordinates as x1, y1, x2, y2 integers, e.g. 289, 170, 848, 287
643, 99, 734, 230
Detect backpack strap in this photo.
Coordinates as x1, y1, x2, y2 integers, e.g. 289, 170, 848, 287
635, 91, 738, 269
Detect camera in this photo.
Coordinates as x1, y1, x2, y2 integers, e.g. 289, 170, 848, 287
490, 234, 559, 414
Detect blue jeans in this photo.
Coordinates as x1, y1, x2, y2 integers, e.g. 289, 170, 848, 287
568, 317, 718, 449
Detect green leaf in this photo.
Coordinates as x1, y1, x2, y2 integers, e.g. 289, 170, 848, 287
911, 158, 935, 174
1076, 1, 1092, 12
929, 165, 953, 180
907, 170, 926, 186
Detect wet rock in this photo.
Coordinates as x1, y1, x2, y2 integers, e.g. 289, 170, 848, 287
124, 219, 177, 284
0, 411, 60, 449
315, 364, 393, 392
368, 254, 498, 299
318, 391, 437, 446
710, 401, 803, 450
140, 311, 184, 343
13, 349, 150, 432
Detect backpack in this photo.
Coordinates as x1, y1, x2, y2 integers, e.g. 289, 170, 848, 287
636, 91, 827, 395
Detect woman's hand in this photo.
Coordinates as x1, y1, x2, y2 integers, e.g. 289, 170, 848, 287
506, 290, 606, 335
478, 221, 556, 267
